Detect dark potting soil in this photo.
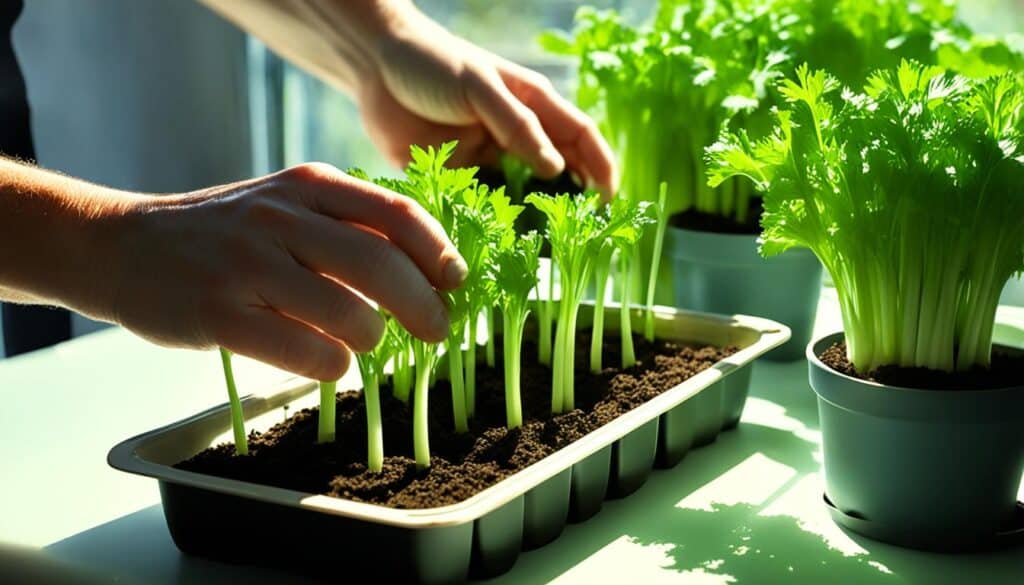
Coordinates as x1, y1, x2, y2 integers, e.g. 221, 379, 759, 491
819, 342, 1024, 390
668, 198, 764, 235
177, 331, 735, 509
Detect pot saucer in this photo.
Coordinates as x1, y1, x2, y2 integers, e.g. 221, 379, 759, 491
823, 494, 1024, 552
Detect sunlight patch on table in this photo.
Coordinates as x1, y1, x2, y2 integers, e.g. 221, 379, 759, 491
742, 397, 822, 448
759, 473, 882, 563
552, 535, 735, 585
676, 453, 797, 511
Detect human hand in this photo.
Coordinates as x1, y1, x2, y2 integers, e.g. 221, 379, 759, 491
97, 163, 465, 380
357, 11, 619, 195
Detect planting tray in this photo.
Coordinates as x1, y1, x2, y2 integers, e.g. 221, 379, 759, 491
108, 303, 789, 584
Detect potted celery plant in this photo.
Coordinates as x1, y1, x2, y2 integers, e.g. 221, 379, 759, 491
541, 0, 1011, 360
711, 61, 1024, 550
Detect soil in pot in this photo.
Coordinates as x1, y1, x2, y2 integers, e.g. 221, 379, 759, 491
668, 199, 764, 235
176, 331, 735, 509
819, 342, 1024, 390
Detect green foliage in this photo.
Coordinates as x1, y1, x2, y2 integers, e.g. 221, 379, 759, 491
355, 313, 402, 473
545, 0, 1022, 304
218, 348, 248, 456
495, 231, 543, 428
708, 61, 1024, 373
590, 197, 655, 372
527, 192, 622, 412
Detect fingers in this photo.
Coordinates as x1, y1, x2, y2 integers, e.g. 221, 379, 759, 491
497, 60, 620, 198
256, 259, 385, 353
463, 66, 566, 179
277, 163, 467, 290
218, 306, 351, 381
284, 210, 450, 343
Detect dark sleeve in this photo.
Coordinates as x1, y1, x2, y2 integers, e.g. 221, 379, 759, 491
0, 0, 33, 160
1, 0, 73, 357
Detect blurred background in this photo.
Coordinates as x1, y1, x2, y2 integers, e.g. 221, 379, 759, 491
2, 0, 1022, 357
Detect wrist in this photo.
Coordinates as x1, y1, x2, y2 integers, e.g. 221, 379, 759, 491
0, 160, 159, 322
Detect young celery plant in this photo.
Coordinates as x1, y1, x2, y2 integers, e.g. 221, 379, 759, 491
463, 188, 523, 417
318, 379, 337, 443
589, 197, 654, 372
644, 183, 669, 342
411, 339, 439, 469
354, 314, 400, 473
389, 320, 413, 402
528, 192, 613, 413
218, 348, 248, 455
536, 259, 555, 366
589, 242, 615, 374
495, 231, 542, 428
481, 155, 533, 369
614, 199, 656, 369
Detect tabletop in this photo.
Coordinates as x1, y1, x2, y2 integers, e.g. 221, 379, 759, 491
1, 287, 1022, 584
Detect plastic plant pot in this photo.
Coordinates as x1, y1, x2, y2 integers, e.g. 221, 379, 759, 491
568, 445, 611, 523
665, 226, 822, 361
808, 332, 1024, 551
109, 304, 789, 584
522, 468, 571, 549
608, 418, 659, 498
720, 362, 754, 430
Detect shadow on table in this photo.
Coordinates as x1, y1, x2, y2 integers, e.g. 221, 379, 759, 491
46, 505, 326, 585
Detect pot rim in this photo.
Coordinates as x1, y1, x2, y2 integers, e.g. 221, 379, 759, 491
806, 331, 1024, 394
806, 331, 1024, 422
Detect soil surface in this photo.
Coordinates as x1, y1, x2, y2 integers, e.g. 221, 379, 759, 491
820, 342, 1024, 390
177, 331, 734, 509
669, 199, 764, 235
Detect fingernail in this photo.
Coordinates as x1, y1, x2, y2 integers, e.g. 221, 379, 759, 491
569, 170, 583, 188
443, 254, 469, 288
431, 306, 450, 340
540, 145, 565, 174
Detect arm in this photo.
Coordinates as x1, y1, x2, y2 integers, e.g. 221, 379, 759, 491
0, 157, 465, 379
199, 0, 619, 195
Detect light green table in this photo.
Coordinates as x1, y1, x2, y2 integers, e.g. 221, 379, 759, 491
1, 289, 1021, 584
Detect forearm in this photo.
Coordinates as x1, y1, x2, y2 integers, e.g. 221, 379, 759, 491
198, 0, 430, 96
0, 158, 141, 318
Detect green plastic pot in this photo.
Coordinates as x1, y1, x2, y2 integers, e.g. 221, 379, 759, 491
522, 468, 571, 549
608, 419, 659, 498
808, 332, 1024, 551
569, 446, 611, 522
690, 377, 725, 446
720, 362, 753, 430
469, 496, 523, 578
666, 226, 821, 361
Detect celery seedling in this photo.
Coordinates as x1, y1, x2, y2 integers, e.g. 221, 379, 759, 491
460, 189, 521, 419
218, 348, 248, 456
355, 314, 400, 473
495, 231, 542, 428
589, 197, 654, 372
389, 320, 413, 402
412, 338, 439, 469
537, 259, 555, 366
707, 62, 1024, 373
318, 379, 337, 444
644, 183, 669, 342
528, 192, 614, 413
